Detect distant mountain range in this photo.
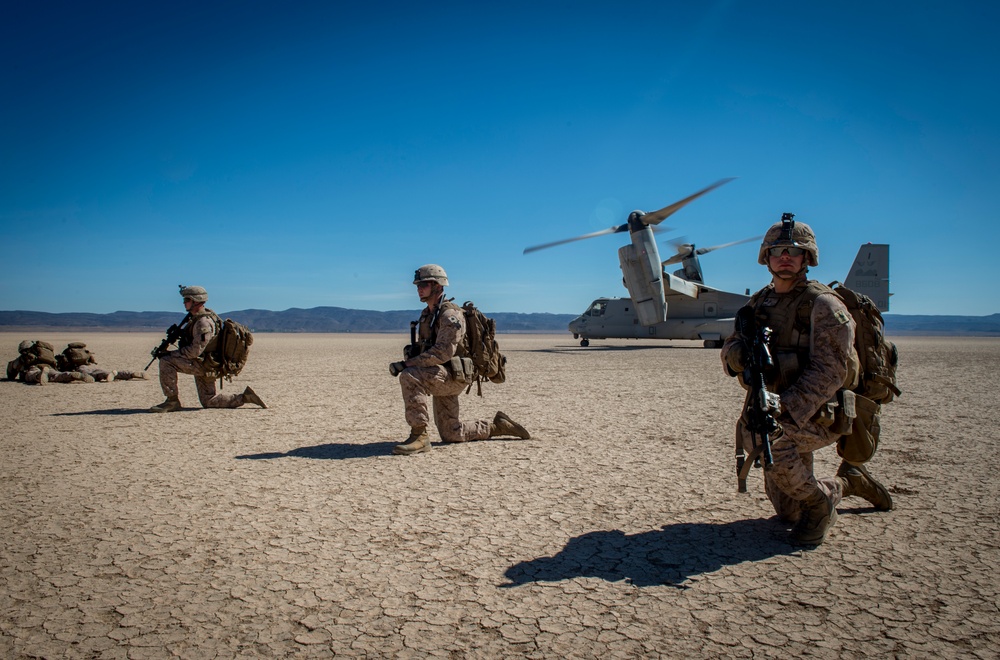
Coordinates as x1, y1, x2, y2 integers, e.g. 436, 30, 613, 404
0, 307, 575, 334
1, 308, 998, 336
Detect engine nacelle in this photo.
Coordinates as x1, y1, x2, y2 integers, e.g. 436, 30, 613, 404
618, 226, 666, 326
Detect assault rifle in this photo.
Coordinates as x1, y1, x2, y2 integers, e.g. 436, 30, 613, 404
735, 306, 781, 493
404, 320, 419, 360
145, 313, 191, 371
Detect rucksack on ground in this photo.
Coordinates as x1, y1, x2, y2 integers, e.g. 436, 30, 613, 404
829, 282, 901, 464
202, 318, 254, 383
58, 342, 95, 370
461, 301, 507, 395
22, 340, 58, 368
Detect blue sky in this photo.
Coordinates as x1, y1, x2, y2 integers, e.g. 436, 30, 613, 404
2, 1, 997, 316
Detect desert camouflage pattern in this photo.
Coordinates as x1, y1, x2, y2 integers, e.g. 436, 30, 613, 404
757, 218, 819, 266
158, 310, 243, 408
724, 285, 857, 522
178, 311, 220, 360
76, 364, 115, 382
400, 302, 490, 442
112, 369, 147, 381
23, 366, 85, 384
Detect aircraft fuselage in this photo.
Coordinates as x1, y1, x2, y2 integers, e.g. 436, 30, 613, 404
568, 287, 750, 347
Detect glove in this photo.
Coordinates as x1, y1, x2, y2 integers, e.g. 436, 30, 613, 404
724, 341, 748, 373
389, 361, 407, 377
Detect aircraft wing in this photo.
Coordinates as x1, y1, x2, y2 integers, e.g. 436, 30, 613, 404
663, 272, 700, 299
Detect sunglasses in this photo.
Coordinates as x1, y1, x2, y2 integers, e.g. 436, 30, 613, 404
768, 246, 805, 258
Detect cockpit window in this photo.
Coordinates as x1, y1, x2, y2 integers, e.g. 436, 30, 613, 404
587, 301, 607, 317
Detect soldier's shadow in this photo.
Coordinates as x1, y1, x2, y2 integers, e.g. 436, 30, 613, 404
236, 442, 397, 461
51, 408, 158, 416
502, 518, 796, 589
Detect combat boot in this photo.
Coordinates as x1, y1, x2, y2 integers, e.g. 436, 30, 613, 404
241, 386, 267, 409
150, 397, 182, 413
790, 489, 838, 546
837, 461, 893, 511
72, 372, 95, 383
393, 427, 430, 455
489, 411, 531, 439
36, 365, 48, 385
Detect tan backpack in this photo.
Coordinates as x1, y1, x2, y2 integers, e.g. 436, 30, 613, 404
460, 301, 507, 395
201, 318, 254, 383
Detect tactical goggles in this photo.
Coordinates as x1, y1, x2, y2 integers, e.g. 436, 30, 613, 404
768, 246, 805, 258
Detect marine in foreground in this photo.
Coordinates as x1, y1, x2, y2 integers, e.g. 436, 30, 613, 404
721, 215, 892, 546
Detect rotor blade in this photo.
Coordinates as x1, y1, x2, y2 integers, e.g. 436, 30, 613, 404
660, 238, 693, 267
661, 234, 763, 267
694, 234, 763, 256
523, 224, 628, 254
639, 177, 737, 227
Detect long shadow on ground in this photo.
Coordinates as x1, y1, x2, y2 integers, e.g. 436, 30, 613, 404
236, 442, 397, 460
502, 518, 796, 588
52, 408, 163, 416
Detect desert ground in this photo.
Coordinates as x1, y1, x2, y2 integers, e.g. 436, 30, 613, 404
1, 331, 997, 658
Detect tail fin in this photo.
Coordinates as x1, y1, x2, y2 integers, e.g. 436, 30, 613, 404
842, 244, 891, 312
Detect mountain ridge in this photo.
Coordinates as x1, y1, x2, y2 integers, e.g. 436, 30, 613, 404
1, 309, 997, 336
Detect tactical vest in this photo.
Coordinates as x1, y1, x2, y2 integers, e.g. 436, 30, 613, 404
748, 281, 858, 392
180, 309, 222, 355
417, 300, 470, 358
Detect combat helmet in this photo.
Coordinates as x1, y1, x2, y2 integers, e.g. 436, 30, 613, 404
179, 285, 209, 303
758, 213, 819, 267
413, 264, 449, 287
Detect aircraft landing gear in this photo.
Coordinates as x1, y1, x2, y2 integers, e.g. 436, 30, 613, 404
580, 338, 590, 347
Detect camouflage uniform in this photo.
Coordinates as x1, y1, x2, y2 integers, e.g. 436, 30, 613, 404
6, 340, 57, 382
23, 365, 93, 384
400, 302, 491, 442
158, 310, 246, 408
76, 364, 148, 382
723, 282, 857, 523
72, 363, 116, 382
110, 369, 148, 381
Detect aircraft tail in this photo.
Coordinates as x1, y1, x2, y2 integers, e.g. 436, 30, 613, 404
840, 243, 891, 312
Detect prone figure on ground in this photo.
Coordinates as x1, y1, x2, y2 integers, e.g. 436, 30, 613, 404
388, 264, 530, 455
720, 214, 893, 546
53, 341, 148, 383
149, 285, 266, 413
5, 340, 146, 384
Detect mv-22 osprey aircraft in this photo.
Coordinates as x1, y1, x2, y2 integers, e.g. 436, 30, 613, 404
525, 179, 891, 347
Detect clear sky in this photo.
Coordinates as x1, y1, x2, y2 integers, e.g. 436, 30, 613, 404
2, 1, 997, 316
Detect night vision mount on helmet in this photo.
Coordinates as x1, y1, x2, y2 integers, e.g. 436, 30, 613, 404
758, 213, 819, 267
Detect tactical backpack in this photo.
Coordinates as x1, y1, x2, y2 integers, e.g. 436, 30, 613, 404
461, 301, 507, 395
58, 342, 95, 370
201, 318, 254, 383
828, 282, 901, 464
22, 340, 58, 369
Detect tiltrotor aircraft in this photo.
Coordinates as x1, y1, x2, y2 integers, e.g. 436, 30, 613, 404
524, 180, 891, 347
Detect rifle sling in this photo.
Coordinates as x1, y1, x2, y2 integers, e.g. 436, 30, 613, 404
737, 444, 767, 493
